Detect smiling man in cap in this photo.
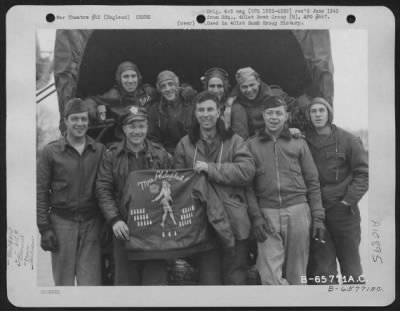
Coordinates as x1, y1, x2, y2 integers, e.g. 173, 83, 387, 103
246, 95, 325, 285
230, 67, 302, 140
96, 105, 173, 285
86, 61, 159, 119
37, 98, 105, 286
81, 61, 159, 143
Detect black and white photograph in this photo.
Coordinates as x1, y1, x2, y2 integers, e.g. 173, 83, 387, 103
7, 5, 395, 308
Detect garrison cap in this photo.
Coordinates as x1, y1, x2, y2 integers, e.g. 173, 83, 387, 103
64, 98, 89, 118
235, 67, 259, 85
262, 96, 287, 110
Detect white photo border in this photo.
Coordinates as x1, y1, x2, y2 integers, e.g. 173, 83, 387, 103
6, 5, 395, 307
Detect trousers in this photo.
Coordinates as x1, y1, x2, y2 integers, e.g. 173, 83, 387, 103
113, 236, 168, 285
220, 239, 249, 285
50, 213, 101, 286
307, 204, 363, 284
187, 248, 222, 285
186, 240, 249, 285
256, 203, 311, 285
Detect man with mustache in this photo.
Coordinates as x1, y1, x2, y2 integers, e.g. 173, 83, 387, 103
37, 98, 105, 285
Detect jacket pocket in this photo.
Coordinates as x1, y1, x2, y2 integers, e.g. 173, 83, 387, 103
50, 182, 68, 205
326, 151, 346, 163
223, 197, 251, 240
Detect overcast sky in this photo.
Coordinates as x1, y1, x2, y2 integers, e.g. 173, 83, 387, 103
37, 29, 368, 131
331, 29, 368, 131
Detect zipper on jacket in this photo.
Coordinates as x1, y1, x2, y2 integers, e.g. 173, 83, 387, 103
193, 146, 198, 168
335, 138, 339, 181
78, 152, 82, 212
217, 142, 224, 169
274, 140, 283, 207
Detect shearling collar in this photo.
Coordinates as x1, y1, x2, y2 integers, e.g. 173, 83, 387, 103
258, 126, 292, 142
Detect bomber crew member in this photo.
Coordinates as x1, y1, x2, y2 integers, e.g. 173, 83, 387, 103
174, 91, 256, 285
200, 67, 235, 129
148, 70, 197, 154
231, 67, 304, 140
88, 61, 158, 118
37, 98, 105, 286
305, 97, 369, 285
96, 106, 173, 285
246, 96, 325, 285
84, 61, 158, 141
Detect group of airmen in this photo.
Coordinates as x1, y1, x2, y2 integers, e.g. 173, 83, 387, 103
37, 61, 369, 286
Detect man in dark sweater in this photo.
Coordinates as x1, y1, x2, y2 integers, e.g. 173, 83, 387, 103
147, 70, 197, 154
305, 97, 369, 285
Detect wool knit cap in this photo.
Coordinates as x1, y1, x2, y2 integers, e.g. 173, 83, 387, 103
235, 67, 258, 85
156, 70, 180, 90
307, 97, 334, 125
262, 96, 287, 110
64, 98, 89, 117
121, 106, 148, 125
115, 61, 142, 85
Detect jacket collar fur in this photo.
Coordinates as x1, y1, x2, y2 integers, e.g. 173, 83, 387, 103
258, 126, 292, 142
